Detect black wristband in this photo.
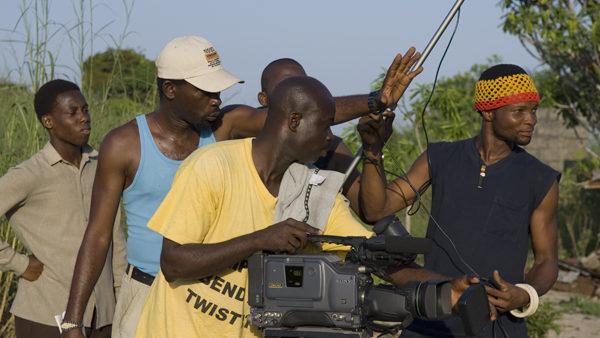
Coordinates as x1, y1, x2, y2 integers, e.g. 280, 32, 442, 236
362, 152, 383, 165
368, 89, 398, 113
367, 90, 381, 115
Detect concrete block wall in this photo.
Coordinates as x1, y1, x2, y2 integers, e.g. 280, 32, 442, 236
524, 108, 589, 172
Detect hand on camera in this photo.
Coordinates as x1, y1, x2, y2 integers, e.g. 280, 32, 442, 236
450, 275, 480, 309
451, 275, 498, 321
256, 218, 322, 254
485, 270, 530, 313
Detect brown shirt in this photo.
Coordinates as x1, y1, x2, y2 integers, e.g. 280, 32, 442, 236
0, 141, 127, 327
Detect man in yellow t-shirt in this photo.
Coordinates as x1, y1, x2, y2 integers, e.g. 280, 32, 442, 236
135, 76, 372, 338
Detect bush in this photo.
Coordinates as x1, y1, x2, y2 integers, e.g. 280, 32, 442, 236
560, 296, 600, 317
526, 302, 562, 338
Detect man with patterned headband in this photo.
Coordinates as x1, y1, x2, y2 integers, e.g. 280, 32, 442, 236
357, 64, 560, 337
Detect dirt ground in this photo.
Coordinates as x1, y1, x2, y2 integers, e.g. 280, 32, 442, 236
372, 288, 600, 338
542, 289, 600, 338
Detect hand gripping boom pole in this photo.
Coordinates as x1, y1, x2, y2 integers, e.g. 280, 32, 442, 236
342, 0, 466, 183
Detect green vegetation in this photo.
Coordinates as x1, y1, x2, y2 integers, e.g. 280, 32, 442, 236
525, 296, 600, 337
345, 58, 600, 259
83, 48, 157, 105
1, 1, 61, 333
342, 56, 507, 238
560, 295, 600, 317
500, 0, 600, 258
500, 0, 600, 150
1, 1, 600, 337
557, 157, 600, 257
526, 302, 562, 337
0, 1, 150, 335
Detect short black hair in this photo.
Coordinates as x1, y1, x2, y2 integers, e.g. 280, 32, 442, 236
260, 58, 304, 92
34, 79, 80, 122
478, 64, 528, 81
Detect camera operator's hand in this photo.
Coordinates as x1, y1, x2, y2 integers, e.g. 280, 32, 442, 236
357, 110, 395, 155
255, 218, 322, 254
485, 270, 530, 313
451, 275, 498, 321
450, 275, 480, 309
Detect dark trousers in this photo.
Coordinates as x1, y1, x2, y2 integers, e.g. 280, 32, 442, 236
15, 315, 111, 338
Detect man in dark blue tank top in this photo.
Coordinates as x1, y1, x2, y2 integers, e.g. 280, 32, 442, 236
358, 64, 560, 337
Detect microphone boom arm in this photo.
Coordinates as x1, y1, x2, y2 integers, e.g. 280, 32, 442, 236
343, 0, 466, 183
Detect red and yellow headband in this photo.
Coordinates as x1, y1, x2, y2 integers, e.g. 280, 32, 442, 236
474, 72, 539, 111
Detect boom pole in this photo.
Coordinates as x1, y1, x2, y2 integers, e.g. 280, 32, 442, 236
343, 0, 466, 183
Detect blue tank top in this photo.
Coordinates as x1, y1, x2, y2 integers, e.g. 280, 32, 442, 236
123, 115, 216, 276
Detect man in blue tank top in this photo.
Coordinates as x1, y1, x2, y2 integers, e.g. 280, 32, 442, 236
358, 64, 560, 337
63, 35, 423, 338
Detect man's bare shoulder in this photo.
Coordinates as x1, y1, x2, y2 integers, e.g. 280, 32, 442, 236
102, 118, 140, 148
97, 117, 143, 171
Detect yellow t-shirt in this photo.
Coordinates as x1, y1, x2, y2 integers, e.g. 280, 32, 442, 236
135, 138, 371, 338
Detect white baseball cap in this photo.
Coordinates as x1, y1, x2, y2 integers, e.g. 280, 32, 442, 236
156, 36, 243, 93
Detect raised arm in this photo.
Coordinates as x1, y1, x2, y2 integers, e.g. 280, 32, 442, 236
63, 128, 133, 334
357, 113, 431, 222
334, 47, 422, 123
217, 48, 423, 140
160, 219, 321, 282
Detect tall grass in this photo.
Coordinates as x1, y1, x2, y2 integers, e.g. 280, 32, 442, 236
0, 1, 151, 335
0, 83, 46, 338
0, 0, 55, 332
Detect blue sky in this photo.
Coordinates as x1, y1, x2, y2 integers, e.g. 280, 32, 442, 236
1, 0, 541, 133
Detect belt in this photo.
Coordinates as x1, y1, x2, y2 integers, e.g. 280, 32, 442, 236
126, 264, 155, 286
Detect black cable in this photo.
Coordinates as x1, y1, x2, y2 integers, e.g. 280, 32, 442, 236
421, 9, 461, 151
385, 9, 463, 218
381, 7, 481, 278
499, 319, 510, 338
499, 317, 511, 338
378, 8, 512, 336
491, 317, 511, 338
384, 142, 481, 277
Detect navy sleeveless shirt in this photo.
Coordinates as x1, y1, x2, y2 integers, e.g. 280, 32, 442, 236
403, 137, 560, 337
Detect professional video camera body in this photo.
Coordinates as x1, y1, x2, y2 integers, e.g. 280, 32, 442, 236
247, 216, 457, 338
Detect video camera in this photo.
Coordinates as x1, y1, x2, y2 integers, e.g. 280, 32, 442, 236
247, 215, 469, 337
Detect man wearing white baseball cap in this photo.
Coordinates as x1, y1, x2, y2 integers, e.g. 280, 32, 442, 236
156, 36, 244, 94
62, 35, 245, 338
62, 35, 421, 338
